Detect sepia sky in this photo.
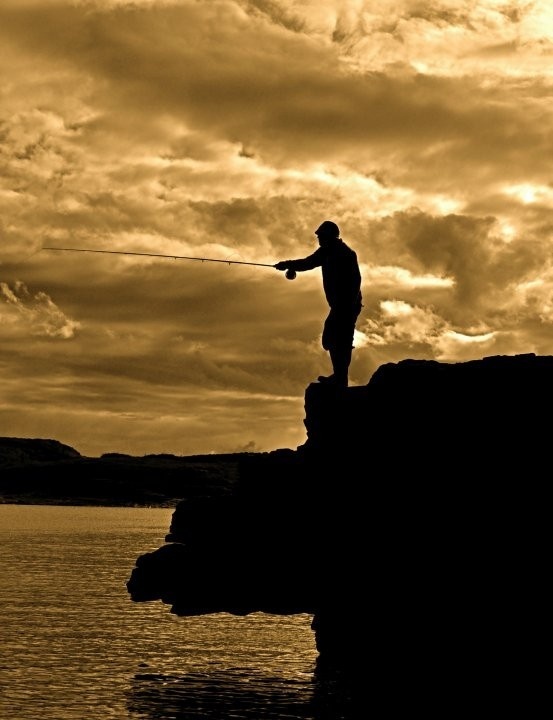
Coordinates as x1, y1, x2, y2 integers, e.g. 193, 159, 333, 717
1, 0, 553, 456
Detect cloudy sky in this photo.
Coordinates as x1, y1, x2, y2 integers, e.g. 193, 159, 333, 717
1, 0, 552, 456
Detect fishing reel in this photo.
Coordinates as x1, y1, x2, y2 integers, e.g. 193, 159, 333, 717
285, 269, 297, 280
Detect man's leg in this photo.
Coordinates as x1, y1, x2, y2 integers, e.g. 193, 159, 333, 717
329, 343, 352, 387
319, 309, 357, 386
319, 312, 336, 383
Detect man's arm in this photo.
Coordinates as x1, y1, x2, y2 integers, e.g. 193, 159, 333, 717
274, 249, 322, 273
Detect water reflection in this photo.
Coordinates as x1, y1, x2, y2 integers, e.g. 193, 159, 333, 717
127, 667, 353, 720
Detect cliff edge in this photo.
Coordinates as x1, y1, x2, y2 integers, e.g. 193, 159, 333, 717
127, 353, 549, 707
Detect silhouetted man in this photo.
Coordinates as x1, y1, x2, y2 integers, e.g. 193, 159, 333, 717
274, 220, 362, 388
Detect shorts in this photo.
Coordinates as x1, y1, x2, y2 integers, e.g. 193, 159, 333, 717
322, 304, 361, 352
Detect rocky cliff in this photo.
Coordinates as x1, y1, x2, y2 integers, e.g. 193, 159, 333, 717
127, 353, 550, 708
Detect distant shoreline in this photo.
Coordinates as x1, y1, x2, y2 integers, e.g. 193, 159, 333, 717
0, 498, 178, 508
0, 436, 290, 509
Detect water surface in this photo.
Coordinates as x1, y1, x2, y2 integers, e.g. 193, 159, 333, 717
0, 505, 320, 719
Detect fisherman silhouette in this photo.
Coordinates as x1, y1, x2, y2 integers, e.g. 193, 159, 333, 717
274, 220, 362, 388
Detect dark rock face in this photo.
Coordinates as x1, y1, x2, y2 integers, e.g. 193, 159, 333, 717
302, 352, 553, 463
128, 449, 322, 614
127, 353, 550, 706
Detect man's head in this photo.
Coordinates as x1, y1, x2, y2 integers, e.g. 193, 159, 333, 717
315, 221, 340, 246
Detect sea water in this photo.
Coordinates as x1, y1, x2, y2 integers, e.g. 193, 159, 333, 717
0, 505, 322, 720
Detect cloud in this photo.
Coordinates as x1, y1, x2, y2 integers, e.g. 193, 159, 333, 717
1, 1, 553, 454
362, 264, 454, 290
0, 280, 80, 338
363, 299, 445, 345
2, 2, 549, 171
434, 329, 498, 361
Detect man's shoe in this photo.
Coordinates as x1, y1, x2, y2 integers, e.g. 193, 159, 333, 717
318, 374, 347, 388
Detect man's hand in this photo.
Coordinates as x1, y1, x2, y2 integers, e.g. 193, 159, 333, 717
274, 261, 291, 271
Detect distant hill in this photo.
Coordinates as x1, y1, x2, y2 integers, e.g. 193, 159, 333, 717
0, 436, 263, 507
0, 436, 81, 467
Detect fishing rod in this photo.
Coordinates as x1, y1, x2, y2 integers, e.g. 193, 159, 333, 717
42, 246, 297, 278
